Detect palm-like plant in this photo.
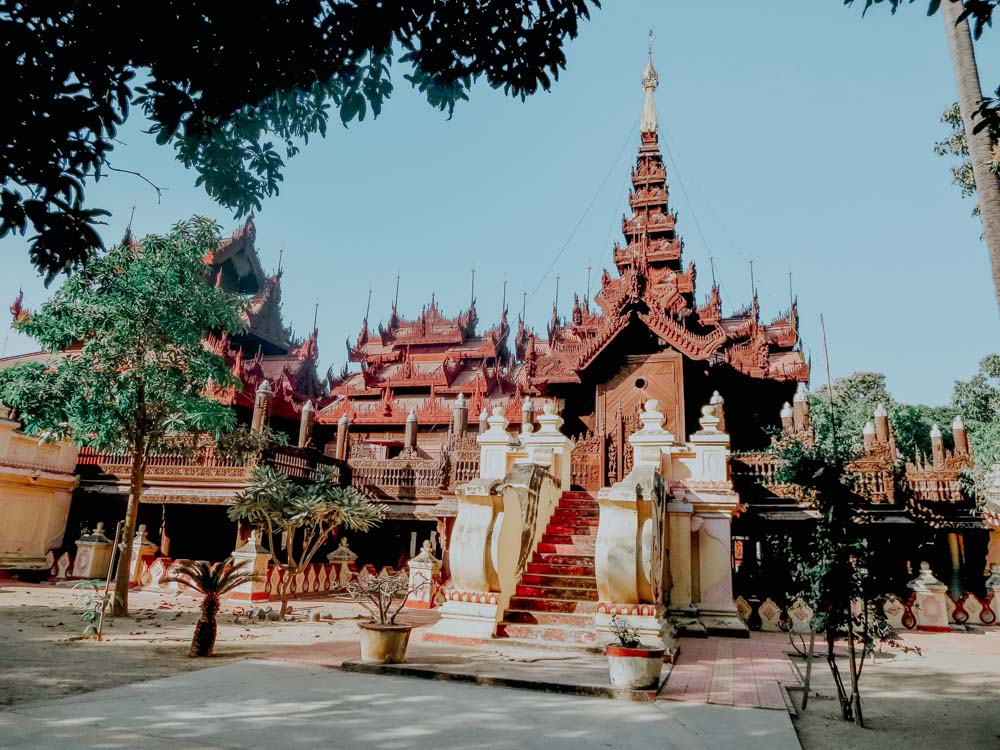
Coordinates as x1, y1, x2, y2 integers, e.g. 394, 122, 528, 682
164, 557, 257, 657
228, 465, 385, 616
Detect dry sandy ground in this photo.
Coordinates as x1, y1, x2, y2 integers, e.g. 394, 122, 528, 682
0, 580, 369, 707
3, 582, 1000, 749
791, 629, 1000, 749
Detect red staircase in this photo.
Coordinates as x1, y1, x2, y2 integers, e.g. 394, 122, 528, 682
496, 491, 599, 647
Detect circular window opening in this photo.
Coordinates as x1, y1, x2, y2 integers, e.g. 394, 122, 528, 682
634, 377, 647, 389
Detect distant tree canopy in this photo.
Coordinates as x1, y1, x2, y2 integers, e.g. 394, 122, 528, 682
811, 357, 1000, 475
1, 1, 600, 281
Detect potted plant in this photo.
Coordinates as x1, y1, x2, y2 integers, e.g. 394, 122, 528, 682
346, 567, 418, 663
605, 613, 665, 690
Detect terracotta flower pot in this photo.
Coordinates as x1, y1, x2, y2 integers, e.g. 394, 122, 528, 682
357, 622, 413, 664
605, 644, 665, 690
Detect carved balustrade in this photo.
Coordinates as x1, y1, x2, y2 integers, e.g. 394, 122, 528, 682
349, 456, 447, 499
78, 443, 350, 486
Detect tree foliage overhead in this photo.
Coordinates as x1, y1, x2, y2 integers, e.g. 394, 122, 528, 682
952, 353, 1000, 488
935, 103, 1000, 216
1, 1, 600, 280
845, 1, 999, 136
0, 216, 245, 452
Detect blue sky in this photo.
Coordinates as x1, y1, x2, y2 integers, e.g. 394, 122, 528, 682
3, 1, 998, 406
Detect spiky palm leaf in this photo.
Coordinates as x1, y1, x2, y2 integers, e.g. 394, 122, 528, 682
163, 557, 257, 595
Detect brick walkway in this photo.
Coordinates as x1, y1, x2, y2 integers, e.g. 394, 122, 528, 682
660, 633, 800, 711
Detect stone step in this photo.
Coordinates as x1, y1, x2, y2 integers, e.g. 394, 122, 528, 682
557, 498, 599, 509
561, 491, 597, 499
526, 561, 596, 577
550, 513, 600, 524
530, 552, 596, 567
501, 609, 596, 627
536, 542, 596, 555
507, 596, 599, 612
496, 622, 598, 645
540, 533, 598, 546
514, 584, 600, 601
545, 523, 599, 536
519, 573, 597, 589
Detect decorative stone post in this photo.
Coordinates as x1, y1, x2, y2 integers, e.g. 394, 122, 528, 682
521, 396, 535, 436
780, 402, 794, 432
128, 524, 158, 586
298, 400, 315, 449
907, 562, 951, 631
595, 399, 675, 653
230, 530, 271, 602
452, 394, 468, 436
404, 409, 418, 451
519, 401, 575, 492
874, 403, 890, 444
72, 523, 114, 579
478, 407, 489, 434
406, 540, 442, 609
327, 537, 359, 587
709, 391, 725, 433
863, 421, 876, 449
930, 423, 945, 466
688, 404, 744, 635
251, 380, 273, 433
952, 415, 969, 455
793, 383, 810, 433
335, 413, 350, 460
478, 406, 517, 479
986, 564, 1000, 623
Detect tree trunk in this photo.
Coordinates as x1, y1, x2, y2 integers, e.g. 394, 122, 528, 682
191, 595, 220, 657
942, 0, 1000, 312
112, 434, 145, 617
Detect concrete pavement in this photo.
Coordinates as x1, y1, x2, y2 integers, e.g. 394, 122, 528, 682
0, 660, 800, 749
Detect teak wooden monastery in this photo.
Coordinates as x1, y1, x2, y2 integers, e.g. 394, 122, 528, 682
2, 53, 998, 646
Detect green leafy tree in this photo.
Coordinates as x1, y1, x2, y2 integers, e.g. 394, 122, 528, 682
935, 103, 1000, 217
229, 466, 384, 617
774, 436, 916, 726
164, 558, 257, 657
0, 217, 245, 616
1, 1, 600, 280
952, 353, 1000, 496
811, 372, 952, 462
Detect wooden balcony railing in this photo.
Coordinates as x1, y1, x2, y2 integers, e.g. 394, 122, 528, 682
78, 443, 350, 486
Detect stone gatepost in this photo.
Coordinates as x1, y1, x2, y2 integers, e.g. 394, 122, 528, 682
406, 540, 442, 609
72, 522, 114, 579
128, 525, 158, 586
425, 408, 514, 642
688, 405, 744, 635
907, 562, 951, 631
519, 401, 575, 492
327, 537, 359, 587
595, 399, 676, 656
478, 406, 517, 479
230, 530, 272, 602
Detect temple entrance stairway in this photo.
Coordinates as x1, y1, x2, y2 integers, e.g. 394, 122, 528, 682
496, 491, 600, 648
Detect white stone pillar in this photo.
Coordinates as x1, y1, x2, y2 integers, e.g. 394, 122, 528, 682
128, 524, 158, 586
907, 562, 951, 631
72, 522, 114, 579
477, 407, 516, 479
520, 401, 575, 492
406, 540, 442, 609
230, 530, 271, 602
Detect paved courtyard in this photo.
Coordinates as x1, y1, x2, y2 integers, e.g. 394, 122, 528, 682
0, 660, 800, 750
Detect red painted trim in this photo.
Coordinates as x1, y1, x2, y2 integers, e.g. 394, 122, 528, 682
916, 625, 952, 633
605, 645, 665, 659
